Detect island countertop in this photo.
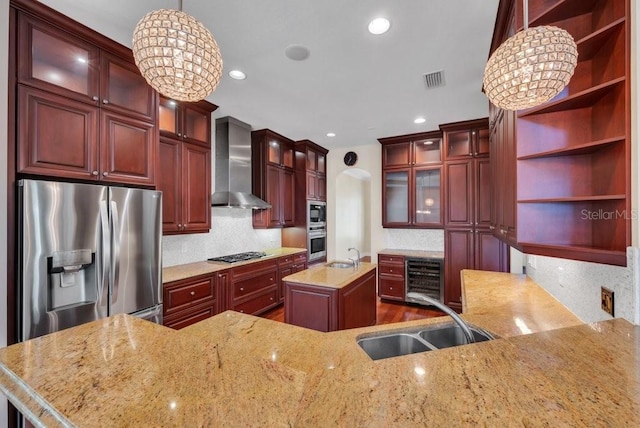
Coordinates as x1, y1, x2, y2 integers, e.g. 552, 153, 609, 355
0, 270, 638, 426
282, 261, 377, 289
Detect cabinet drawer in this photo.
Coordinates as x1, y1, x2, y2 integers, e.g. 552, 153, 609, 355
234, 289, 278, 315
164, 275, 216, 315
233, 271, 277, 300
378, 263, 405, 277
293, 253, 307, 263
379, 277, 406, 300
163, 303, 217, 330
378, 255, 405, 265
232, 258, 278, 279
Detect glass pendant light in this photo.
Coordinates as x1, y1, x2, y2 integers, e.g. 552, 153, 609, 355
483, 0, 578, 111
132, 0, 223, 102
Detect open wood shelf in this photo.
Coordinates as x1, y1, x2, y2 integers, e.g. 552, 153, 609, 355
518, 195, 626, 203
529, 0, 601, 27
576, 17, 625, 61
518, 77, 624, 117
516, 136, 625, 159
519, 242, 627, 266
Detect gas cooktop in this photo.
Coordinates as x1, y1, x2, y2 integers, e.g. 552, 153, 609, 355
207, 251, 267, 263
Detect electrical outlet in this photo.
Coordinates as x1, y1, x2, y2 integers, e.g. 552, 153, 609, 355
601, 287, 614, 317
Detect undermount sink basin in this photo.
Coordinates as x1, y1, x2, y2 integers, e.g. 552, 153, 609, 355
357, 323, 495, 361
325, 261, 354, 269
418, 324, 493, 348
357, 333, 433, 361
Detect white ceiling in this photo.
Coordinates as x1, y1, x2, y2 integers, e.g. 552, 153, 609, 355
37, 0, 500, 150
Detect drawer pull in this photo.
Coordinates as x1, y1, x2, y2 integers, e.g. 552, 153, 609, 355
240, 287, 244, 291
190, 291, 195, 296
239, 310, 244, 313
389, 287, 393, 290
270, 297, 274, 301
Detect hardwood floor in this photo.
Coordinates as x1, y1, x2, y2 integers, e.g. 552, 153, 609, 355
261, 299, 444, 326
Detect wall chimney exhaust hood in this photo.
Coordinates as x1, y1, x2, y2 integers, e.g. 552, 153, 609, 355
211, 116, 271, 209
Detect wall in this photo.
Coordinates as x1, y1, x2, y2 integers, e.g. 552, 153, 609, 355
334, 169, 371, 261
162, 208, 281, 267
1, 0, 9, 423
524, 249, 637, 324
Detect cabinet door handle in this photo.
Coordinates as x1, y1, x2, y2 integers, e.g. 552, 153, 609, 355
489, 225, 495, 230
102, 99, 109, 104
178, 133, 182, 137
183, 134, 188, 139
270, 297, 274, 301
92, 95, 99, 101
91, 170, 99, 176
190, 291, 195, 296
389, 286, 394, 290
239, 310, 244, 313
240, 287, 244, 291
102, 172, 109, 177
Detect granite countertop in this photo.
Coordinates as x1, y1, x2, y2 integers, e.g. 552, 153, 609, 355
0, 270, 638, 426
379, 248, 445, 259
162, 247, 307, 283
282, 262, 377, 289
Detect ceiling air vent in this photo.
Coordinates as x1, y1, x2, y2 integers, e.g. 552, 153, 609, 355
423, 70, 445, 89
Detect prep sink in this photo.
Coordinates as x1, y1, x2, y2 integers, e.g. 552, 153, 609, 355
357, 322, 495, 360
325, 261, 355, 269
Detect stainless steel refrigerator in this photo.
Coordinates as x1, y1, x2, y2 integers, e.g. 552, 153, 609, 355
18, 179, 163, 341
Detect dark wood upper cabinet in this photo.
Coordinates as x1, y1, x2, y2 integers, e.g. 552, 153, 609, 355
295, 139, 328, 202
159, 96, 212, 147
252, 129, 296, 228
379, 131, 444, 228
157, 97, 216, 235
13, 2, 158, 186
489, 0, 630, 266
441, 118, 490, 160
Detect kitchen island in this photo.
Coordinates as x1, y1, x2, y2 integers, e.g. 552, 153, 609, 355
283, 262, 377, 332
0, 270, 638, 426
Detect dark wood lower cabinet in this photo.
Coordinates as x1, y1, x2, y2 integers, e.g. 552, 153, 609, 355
445, 228, 508, 312
284, 269, 376, 332
163, 273, 219, 330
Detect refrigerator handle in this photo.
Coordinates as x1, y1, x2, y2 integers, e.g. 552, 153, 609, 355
99, 200, 110, 307
110, 200, 121, 304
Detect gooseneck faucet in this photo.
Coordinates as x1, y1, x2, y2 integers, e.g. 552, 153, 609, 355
408, 293, 475, 344
347, 247, 361, 268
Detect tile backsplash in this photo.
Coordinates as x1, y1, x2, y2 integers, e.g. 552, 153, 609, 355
162, 208, 282, 267
525, 247, 639, 324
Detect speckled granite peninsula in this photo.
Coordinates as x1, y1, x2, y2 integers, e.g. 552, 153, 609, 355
0, 269, 639, 426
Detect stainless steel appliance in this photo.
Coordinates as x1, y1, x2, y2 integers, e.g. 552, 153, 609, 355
208, 251, 266, 263
18, 179, 163, 341
308, 226, 327, 262
405, 258, 444, 304
308, 200, 326, 226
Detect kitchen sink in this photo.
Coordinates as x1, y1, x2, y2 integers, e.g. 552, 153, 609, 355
325, 261, 354, 269
357, 333, 433, 361
357, 322, 495, 361
418, 324, 493, 348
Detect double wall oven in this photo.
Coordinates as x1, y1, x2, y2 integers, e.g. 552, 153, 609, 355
307, 201, 326, 262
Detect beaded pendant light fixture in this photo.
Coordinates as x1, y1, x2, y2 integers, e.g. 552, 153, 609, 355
483, 0, 578, 111
132, 0, 223, 102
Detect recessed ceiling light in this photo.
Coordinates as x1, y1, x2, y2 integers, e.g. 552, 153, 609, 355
414, 117, 426, 124
229, 70, 246, 80
368, 17, 390, 35
326, 132, 336, 137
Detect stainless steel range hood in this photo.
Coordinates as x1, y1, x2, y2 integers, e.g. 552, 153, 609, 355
211, 116, 271, 209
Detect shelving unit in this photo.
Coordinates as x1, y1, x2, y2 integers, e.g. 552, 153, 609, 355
489, 0, 629, 266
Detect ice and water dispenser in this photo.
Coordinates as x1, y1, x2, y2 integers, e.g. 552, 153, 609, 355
47, 249, 97, 311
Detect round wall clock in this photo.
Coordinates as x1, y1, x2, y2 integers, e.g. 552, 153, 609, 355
343, 151, 358, 166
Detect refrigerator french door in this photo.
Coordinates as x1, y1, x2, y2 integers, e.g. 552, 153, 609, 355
18, 179, 163, 341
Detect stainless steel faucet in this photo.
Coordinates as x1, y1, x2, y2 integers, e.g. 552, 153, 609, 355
407, 293, 475, 344
347, 247, 361, 268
